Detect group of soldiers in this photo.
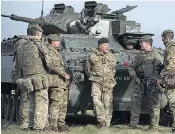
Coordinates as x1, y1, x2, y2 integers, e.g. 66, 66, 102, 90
13, 22, 175, 132
129, 30, 175, 132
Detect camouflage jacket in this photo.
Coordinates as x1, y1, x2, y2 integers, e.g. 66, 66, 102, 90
161, 40, 175, 74
159, 40, 175, 87
37, 44, 68, 88
87, 48, 117, 88
134, 49, 163, 85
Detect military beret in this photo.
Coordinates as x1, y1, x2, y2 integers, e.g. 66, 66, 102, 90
98, 37, 109, 45
48, 34, 61, 41
140, 35, 152, 42
161, 29, 174, 36
29, 23, 43, 32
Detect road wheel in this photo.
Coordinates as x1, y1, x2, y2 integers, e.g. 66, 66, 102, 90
9, 95, 17, 121
15, 96, 21, 123
1, 95, 4, 119
4, 94, 10, 120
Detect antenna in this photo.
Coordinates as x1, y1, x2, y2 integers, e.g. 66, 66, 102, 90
40, 0, 44, 18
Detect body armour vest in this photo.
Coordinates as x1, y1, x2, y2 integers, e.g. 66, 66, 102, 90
16, 39, 46, 76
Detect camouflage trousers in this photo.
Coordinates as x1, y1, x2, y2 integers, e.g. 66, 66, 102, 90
91, 82, 113, 126
33, 89, 49, 130
48, 87, 68, 128
130, 84, 161, 127
164, 89, 175, 128
19, 91, 34, 129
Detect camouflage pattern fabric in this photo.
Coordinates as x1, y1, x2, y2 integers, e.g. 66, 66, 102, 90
15, 38, 49, 130
130, 49, 163, 127
37, 44, 69, 128
33, 89, 48, 130
91, 82, 113, 126
164, 89, 175, 128
163, 40, 175, 71
160, 40, 175, 129
87, 48, 117, 126
148, 92, 161, 127
49, 88, 68, 128
87, 48, 117, 89
16, 39, 46, 76
19, 91, 34, 129
130, 84, 144, 126
37, 45, 67, 79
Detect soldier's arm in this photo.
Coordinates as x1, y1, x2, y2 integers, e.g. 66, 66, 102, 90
44, 51, 67, 78
131, 53, 139, 68
85, 55, 92, 77
165, 45, 175, 71
150, 52, 164, 80
37, 44, 67, 78
112, 54, 117, 75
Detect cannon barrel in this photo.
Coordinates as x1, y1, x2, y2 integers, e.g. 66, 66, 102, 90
1, 14, 52, 25
111, 5, 137, 14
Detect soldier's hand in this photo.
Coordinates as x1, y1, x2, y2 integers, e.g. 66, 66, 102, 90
24, 36, 31, 40
157, 79, 162, 86
65, 74, 70, 80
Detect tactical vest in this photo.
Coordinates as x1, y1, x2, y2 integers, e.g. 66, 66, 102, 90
16, 39, 46, 76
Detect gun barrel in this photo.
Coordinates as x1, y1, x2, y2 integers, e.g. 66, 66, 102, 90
1, 14, 11, 18
1, 14, 50, 25
111, 5, 137, 14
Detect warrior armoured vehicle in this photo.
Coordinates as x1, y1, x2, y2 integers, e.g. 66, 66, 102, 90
1, 1, 168, 125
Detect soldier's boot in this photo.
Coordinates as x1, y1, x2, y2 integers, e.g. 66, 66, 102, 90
97, 120, 107, 128
172, 128, 175, 133
58, 125, 69, 132
129, 124, 139, 129
43, 126, 58, 131
21, 128, 32, 131
129, 117, 139, 129
148, 125, 158, 130
148, 120, 159, 130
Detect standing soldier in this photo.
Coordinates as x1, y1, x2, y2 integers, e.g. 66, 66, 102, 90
157, 30, 175, 132
15, 24, 49, 131
129, 35, 163, 129
38, 34, 70, 132
86, 37, 117, 127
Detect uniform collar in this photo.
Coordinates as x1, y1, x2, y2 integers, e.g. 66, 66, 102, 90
95, 48, 109, 56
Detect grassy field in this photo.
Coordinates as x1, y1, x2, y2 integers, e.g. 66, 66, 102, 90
1, 111, 173, 134
1, 122, 172, 134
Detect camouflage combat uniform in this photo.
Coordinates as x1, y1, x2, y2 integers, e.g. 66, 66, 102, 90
37, 34, 69, 130
130, 47, 163, 128
15, 39, 49, 130
159, 37, 175, 129
15, 25, 49, 130
87, 48, 117, 127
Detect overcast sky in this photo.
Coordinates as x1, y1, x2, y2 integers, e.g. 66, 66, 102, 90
1, 0, 175, 49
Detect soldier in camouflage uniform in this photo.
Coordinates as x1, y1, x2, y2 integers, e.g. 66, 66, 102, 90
86, 37, 117, 127
157, 30, 175, 132
129, 35, 163, 129
15, 24, 49, 131
37, 34, 70, 132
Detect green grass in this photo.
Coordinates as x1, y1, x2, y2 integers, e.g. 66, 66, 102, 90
1, 121, 172, 134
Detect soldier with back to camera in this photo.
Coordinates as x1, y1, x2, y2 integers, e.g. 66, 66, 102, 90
15, 24, 49, 131
157, 30, 175, 132
86, 37, 117, 128
129, 35, 163, 129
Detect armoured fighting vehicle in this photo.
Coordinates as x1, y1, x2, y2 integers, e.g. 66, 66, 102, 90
1, 1, 169, 125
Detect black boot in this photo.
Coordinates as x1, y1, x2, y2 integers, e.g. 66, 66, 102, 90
58, 125, 69, 132
97, 120, 107, 128
129, 124, 139, 129
43, 126, 58, 131
172, 128, 175, 133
